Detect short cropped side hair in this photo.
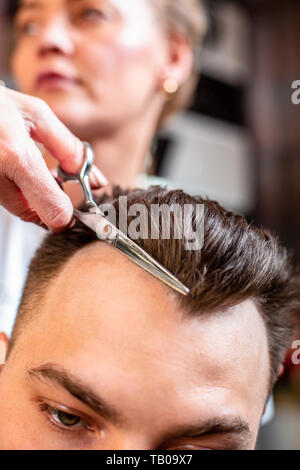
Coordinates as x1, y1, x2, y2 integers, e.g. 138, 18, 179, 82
10, 187, 300, 392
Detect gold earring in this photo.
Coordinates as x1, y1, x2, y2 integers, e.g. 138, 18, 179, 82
0, 341, 6, 368
163, 78, 179, 95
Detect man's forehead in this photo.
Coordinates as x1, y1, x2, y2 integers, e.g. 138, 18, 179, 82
30, 242, 270, 406
42, 242, 189, 359
57, 241, 175, 305
8, 241, 269, 449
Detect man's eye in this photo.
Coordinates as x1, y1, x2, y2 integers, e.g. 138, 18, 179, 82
53, 409, 81, 427
42, 404, 87, 430
38, 401, 98, 437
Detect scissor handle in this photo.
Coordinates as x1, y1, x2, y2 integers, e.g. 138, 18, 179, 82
57, 142, 98, 212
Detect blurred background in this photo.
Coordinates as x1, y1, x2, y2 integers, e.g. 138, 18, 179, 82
0, 0, 299, 449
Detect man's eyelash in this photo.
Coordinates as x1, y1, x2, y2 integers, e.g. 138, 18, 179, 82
38, 401, 94, 435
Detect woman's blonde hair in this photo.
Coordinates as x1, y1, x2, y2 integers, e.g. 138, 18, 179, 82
152, 0, 208, 127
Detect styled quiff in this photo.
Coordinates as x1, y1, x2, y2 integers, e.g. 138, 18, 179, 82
10, 186, 299, 394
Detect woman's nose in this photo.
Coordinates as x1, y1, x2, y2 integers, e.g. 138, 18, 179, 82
37, 16, 75, 57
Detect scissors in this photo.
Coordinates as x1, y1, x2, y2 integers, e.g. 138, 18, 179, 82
56, 142, 190, 296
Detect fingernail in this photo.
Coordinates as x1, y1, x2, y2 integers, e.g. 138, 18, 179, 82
66, 216, 76, 229
92, 166, 108, 187
33, 217, 48, 230
89, 172, 100, 189
38, 221, 48, 230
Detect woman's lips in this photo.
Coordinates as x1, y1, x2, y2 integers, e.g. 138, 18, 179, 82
36, 72, 80, 90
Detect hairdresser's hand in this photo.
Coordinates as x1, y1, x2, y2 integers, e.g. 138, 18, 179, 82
0, 86, 106, 231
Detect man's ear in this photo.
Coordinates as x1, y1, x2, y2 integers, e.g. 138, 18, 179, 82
0, 333, 8, 368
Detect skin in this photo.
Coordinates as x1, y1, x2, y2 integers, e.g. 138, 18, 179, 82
0, 243, 271, 450
0, 0, 192, 229
12, 0, 192, 186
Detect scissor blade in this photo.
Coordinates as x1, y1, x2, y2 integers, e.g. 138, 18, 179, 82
114, 232, 190, 296
73, 209, 190, 296
74, 208, 104, 232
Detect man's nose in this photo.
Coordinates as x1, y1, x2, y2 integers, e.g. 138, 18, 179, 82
98, 435, 153, 451
38, 16, 75, 57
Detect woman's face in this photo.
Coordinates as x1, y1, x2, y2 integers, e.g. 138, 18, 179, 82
11, 0, 168, 138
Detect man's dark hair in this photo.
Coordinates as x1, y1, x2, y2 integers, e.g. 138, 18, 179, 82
10, 186, 300, 393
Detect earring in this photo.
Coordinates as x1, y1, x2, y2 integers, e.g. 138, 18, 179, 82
162, 78, 179, 95
0, 340, 6, 368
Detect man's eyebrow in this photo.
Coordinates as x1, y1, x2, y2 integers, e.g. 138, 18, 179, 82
27, 364, 251, 448
161, 416, 251, 449
27, 363, 126, 427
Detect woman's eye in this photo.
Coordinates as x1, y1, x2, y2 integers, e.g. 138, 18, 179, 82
16, 22, 40, 36
80, 8, 108, 22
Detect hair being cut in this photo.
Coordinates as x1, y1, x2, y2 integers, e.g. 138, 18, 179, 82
10, 186, 300, 393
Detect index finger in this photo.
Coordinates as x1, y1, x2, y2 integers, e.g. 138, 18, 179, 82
10, 88, 85, 174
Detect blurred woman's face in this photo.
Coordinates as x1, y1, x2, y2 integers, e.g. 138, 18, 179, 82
11, 0, 168, 138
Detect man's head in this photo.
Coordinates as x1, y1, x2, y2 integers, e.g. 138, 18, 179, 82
0, 187, 298, 450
